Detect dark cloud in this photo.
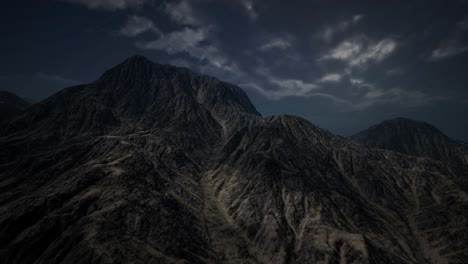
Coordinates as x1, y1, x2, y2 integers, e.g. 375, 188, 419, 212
319, 14, 364, 42
320, 37, 398, 68
427, 19, 468, 60
119, 15, 160, 37
258, 36, 293, 51
241, 0, 258, 20
164, 0, 201, 26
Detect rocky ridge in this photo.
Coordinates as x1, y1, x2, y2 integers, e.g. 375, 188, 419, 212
0, 56, 467, 264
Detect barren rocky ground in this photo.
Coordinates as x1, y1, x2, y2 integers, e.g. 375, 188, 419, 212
0, 56, 467, 264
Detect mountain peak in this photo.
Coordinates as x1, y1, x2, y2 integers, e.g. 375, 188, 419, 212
98, 55, 162, 83
378, 117, 446, 136
390, 117, 417, 123
386, 117, 430, 125
352, 117, 467, 162
124, 54, 154, 65
1, 57, 260, 142
115, 54, 158, 70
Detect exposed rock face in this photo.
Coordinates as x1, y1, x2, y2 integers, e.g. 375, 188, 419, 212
0, 91, 31, 122
1, 56, 467, 264
352, 117, 468, 164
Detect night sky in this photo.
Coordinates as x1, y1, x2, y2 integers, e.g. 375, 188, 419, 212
2, 0, 468, 140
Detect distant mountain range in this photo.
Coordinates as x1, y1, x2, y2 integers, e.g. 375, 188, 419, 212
0, 91, 31, 122
0, 56, 466, 264
353, 117, 468, 164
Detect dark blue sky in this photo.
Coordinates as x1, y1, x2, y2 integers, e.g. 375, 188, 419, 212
2, 0, 468, 140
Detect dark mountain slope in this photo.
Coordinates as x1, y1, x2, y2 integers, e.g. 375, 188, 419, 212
352, 117, 468, 164
0, 56, 259, 161
0, 57, 467, 264
0, 91, 31, 122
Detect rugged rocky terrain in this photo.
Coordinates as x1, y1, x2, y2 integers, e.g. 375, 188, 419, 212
0, 56, 467, 264
352, 118, 468, 164
0, 91, 31, 122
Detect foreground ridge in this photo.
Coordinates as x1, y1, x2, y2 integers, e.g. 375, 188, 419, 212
0, 56, 467, 264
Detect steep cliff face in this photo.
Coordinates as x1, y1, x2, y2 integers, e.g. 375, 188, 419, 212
0, 91, 31, 122
352, 118, 468, 164
0, 57, 467, 264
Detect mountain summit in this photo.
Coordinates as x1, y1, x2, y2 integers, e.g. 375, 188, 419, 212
0, 56, 259, 155
0, 57, 467, 264
353, 117, 468, 163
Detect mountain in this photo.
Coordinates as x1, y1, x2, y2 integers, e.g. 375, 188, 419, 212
0, 91, 31, 122
352, 117, 468, 164
1, 56, 467, 264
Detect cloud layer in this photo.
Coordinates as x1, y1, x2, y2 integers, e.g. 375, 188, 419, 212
322, 38, 397, 68
120, 15, 159, 37
87, 0, 463, 113
320, 14, 364, 42
164, 0, 201, 26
